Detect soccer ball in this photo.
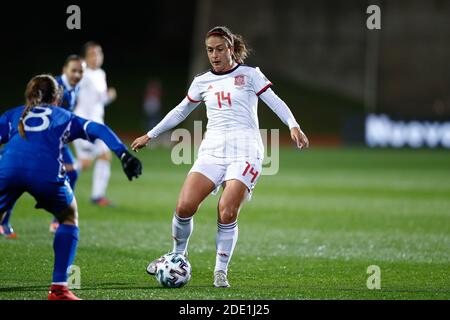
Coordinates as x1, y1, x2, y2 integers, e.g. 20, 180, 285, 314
155, 252, 192, 288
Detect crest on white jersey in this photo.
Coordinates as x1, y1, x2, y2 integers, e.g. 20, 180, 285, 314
234, 75, 246, 86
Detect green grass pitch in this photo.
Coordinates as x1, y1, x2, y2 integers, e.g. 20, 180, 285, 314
0, 147, 449, 300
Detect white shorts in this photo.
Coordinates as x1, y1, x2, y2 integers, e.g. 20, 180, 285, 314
189, 155, 263, 199
73, 138, 110, 160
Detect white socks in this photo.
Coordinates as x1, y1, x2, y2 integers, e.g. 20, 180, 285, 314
171, 213, 239, 275
215, 221, 238, 274
172, 213, 193, 255
92, 159, 111, 199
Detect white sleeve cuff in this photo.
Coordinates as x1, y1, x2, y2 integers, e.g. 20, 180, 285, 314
288, 119, 300, 130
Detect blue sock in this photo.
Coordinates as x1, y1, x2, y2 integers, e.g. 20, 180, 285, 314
52, 224, 79, 283
66, 169, 79, 191
1, 209, 13, 226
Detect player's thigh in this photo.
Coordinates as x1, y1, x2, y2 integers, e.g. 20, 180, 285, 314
0, 189, 22, 221
28, 178, 75, 219
223, 159, 263, 195
0, 192, 21, 214
176, 172, 217, 217
0, 173, 24, 217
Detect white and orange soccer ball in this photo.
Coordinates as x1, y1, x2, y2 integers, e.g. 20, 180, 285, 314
155, 253, 192, 288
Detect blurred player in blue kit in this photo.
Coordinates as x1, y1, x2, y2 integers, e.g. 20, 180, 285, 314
0, 75, 142, 299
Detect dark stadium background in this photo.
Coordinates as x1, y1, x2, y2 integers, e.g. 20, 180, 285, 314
0, 0, 449, 144
0, 1, 196, 132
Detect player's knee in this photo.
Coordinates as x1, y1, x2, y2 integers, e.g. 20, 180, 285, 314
98, 152, 112, 161
175, 200, 198, 218
218, 203, 239, 224
55, 212, 78, 225
55, 202, 79, 225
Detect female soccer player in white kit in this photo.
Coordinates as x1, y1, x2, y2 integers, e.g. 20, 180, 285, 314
132, 26, 309, 287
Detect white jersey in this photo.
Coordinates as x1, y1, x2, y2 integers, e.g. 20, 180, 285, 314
188, 64, 273, 160
187, 64, 271, 132
147, 64, 300, 161
74, 68, 110, 124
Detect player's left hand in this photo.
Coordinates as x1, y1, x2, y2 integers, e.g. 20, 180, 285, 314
291, 127, 309, 149
120, 151, 143, 181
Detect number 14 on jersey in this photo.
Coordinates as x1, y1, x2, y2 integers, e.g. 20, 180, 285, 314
215, 91, 232, 108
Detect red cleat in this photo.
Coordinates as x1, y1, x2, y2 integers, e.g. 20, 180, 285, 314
48, 285, 81, 300
91, 197, 115, 207
5, 232, 17, 239
0, 224, 17, 239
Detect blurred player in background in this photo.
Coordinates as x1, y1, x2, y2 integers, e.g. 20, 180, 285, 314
143, 78, 162, 131
73, 41, 118, 207
0, 55, 84, 237
132, 26, 309, 287
0, 75, 142, 299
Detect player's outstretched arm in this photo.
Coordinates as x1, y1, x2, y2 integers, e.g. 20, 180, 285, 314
85, 122, 142, 180
259, 88, 309, 150
70, 117, 143, 180
131, 97, 200, 152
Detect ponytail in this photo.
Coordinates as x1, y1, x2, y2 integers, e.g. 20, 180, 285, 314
231, 33, 250, 64
18, 105, 34, 138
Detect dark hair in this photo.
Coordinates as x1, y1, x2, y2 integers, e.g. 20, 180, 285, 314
206, 26, 251, 64
64, 54, 83, 67
19, 75, 60, 138
81, 41, 101, 58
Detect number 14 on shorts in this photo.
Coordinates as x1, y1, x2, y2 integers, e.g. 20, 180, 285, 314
242, 161, 259, 183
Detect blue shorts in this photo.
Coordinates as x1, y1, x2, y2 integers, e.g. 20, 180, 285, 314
0, 168, 74, 215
